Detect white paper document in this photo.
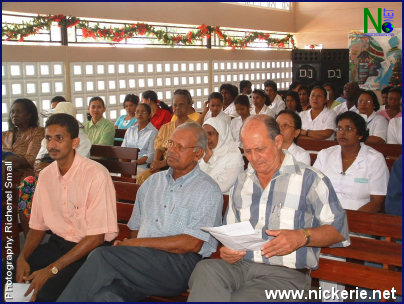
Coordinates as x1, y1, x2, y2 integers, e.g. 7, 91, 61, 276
4, 283, 33, 302
202, 221, 269, 251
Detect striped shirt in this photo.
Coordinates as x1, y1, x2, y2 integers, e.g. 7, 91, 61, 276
225, 150, 350, 270
127, 164, 223, 258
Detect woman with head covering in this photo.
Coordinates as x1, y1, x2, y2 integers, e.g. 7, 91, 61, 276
200, 117, 244, 194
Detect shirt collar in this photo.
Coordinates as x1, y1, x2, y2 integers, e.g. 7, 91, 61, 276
165, 163, 201, 185
88, 117, 104, 128
56, 151, 82, 182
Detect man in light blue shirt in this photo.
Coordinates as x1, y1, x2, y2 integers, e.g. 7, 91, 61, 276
58, 122, 223, 302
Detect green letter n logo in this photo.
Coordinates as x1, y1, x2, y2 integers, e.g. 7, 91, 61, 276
364, 8, 382, 33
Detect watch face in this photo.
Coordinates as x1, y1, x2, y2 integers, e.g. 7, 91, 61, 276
51, 266, 58, 274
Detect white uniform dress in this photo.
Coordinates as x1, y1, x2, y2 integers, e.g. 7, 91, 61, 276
250, 104, 275, 117
288, 142, 310, 166
332, 103, 359, 116
268, 94, 285, 115
204, 110, 231, 125
313, 143, 389, 210
223, 102, 239, 118
387, 117, 402, 144
299, 108, 337, 140
363, 111, 388, 141
230, 116, 244, 148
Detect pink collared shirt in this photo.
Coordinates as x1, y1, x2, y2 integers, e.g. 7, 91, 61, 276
377, 110, 402, 121
30, 153, 118, 243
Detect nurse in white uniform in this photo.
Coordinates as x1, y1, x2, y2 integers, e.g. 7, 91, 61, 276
314, 111, 389, 212
276, 110, 310, 165
299, 86, 337, 141
357, 90, 388, 144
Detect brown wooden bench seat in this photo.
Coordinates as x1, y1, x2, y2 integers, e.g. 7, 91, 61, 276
114, 128, 127, 146
90, 145, 139, 183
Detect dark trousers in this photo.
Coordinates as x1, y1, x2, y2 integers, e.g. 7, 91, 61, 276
3, 234, 110, 302
57, 246, 202, 302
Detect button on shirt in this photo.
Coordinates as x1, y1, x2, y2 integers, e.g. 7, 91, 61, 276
127, 165, 223, 258
226, 150, 350, 269
121, 122, 158, 170
29, 153, 118, 243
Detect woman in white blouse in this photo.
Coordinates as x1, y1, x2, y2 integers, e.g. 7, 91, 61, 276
122, 103, 158, 173
250, 89, 275, 117
299, 86, 337, 140
357, 90, 388, 144
276, 110, 310, 165
313, 111, 389, 212
200, 117, 245, 193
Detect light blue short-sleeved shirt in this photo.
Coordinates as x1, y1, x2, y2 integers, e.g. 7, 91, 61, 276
121, 122, 158, 170
127, 164, 223, 257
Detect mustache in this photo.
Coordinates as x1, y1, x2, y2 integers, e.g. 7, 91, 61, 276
48, 149, 60, 153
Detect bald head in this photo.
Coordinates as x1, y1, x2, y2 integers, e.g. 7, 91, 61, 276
241, 114, 280, 142
175, 122, 207, 152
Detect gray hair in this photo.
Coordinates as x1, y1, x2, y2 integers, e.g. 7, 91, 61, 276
242, 114, 280, 141
175, 122, 207, 151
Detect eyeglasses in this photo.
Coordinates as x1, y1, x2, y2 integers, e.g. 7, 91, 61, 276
278, 124, 295, 130
166, 139, 199, 152
358, 100, 373, 105
335, 126, 357, 133
45, 135, 65, 143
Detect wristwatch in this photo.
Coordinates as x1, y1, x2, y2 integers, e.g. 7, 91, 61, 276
50, 265, 59, 275
302, 228, 311, 246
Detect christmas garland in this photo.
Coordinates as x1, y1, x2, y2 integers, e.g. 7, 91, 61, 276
2, 14, 295, 49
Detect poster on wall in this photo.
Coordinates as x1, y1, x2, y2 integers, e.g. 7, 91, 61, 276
348, 28, 402, 90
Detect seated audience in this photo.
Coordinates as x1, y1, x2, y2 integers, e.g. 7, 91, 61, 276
333, 82, 360, 116
57, 123, 223, 302
285, 90, 303, 113
357, 90, 388, 144
136, 90, 193, 184
385, 155, 402, 216
239, 80, 253, 105
141, 90, 172, 130
313, 111, 389, 212
230, 95, 251, 147
2, 98, 45, 179
323, 83, 341, 109
276, 110, 310, 165
197, 92, 231, 125
200, 117, 244, 193
387, 116, 402, 144
298, 85, 311, 111
83, 96, 115, 145
171, 89, 200, 123
299, 86, 337, 140
187, 115, 349, 302
250, 89, 275, 117
289, 80, 303, 92
264, 80, 285, 115
379, 85, 393, 112
14, 113, 117, 301
121, 103, 158, 173
378, 87, 402, 121
50, 96, 66, 110
221, 83, 239, 118
114, 94, 139, 129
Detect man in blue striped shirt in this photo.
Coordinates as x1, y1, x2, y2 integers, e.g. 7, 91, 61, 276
188, 114, 350, 302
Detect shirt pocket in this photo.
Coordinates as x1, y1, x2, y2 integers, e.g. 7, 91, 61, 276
170, 206, 192, 232
269, 202, 305, 230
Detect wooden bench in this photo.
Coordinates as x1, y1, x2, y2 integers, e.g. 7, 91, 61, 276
114, 128, 127, 146
90, 145, 139, 183
297, 139, 402, 170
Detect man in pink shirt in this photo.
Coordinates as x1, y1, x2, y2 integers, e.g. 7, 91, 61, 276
14, 113, 118, 302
